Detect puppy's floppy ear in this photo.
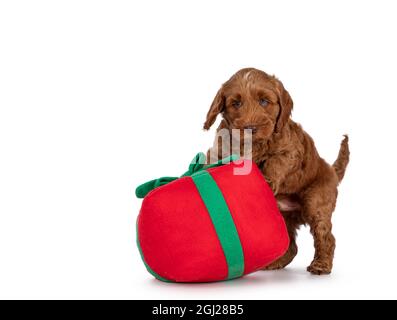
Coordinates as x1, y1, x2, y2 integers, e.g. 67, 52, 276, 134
275, 80, 293, 133
203, 86, 225, 130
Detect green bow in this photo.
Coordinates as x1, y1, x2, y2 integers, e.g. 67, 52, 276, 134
135, 152, 239, 198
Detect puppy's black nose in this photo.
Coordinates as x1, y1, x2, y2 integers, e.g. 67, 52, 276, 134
244, 125, 257, 134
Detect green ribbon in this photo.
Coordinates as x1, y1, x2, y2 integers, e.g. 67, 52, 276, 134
191, 170, 245, 280
135, 152, 239, 199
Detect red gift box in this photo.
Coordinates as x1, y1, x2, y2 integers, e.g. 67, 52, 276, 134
136, 153, 289, 283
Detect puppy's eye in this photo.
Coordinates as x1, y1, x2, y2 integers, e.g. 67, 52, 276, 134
259, 99, 269, 107
232, 100, 242, 108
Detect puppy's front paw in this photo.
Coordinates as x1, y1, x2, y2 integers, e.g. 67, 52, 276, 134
263, 262, 285, 271
265, 177, 280, 194
307, 260, 332, 275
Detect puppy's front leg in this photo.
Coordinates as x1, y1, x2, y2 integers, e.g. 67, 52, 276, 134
261, 155, 294, 195
264, 214, 299, 270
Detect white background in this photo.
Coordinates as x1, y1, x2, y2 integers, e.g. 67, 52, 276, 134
0, 0, 396, 300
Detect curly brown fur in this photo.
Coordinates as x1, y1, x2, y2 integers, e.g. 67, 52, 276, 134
204, 68, 350, 275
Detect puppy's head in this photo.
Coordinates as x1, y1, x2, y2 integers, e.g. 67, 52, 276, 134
204, 68, 293, 140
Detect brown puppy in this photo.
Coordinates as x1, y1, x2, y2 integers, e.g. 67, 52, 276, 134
204, 68, 349, 275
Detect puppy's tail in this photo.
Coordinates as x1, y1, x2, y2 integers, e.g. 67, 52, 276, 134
332, 135, 350, 183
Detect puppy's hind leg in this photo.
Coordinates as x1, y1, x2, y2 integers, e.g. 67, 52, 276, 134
302, 177, 338, 275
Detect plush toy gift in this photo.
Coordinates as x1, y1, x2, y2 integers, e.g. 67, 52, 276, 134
135, 153, 289, 283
